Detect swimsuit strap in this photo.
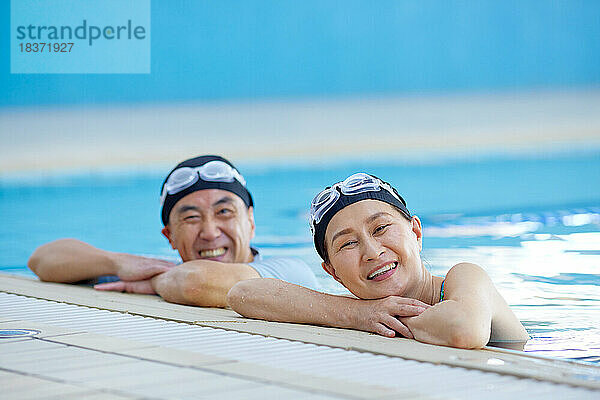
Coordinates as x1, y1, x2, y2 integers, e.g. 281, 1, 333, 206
440, 278, 445, 302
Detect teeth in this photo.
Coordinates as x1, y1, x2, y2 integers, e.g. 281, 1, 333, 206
199, 247, 226, 258
368, 262, 397, 280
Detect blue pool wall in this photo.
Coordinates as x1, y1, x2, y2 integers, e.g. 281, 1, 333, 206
2, 0, 600, 107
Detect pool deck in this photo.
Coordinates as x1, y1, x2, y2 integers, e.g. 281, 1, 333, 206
1, 273, 599, 399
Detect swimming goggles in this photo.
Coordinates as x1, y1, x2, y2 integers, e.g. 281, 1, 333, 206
309, 173, 403, 228
160, 160, 247, 206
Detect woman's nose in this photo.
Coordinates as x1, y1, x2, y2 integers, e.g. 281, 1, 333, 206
361, 238, 385, 262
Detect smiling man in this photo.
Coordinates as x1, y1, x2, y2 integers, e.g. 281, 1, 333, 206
28, 155, 319, 307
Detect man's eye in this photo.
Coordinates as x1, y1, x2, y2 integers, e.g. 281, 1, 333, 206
340, 240, 357, 250
184, 215, 200, 221
374, 224, 390, 234
217, 208, 233, 215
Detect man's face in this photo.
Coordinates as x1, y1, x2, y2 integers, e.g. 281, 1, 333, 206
161, 189, 256, 264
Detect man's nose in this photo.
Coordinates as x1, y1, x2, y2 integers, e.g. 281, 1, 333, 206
199, 217, 221, 241
361, 237, 385, 262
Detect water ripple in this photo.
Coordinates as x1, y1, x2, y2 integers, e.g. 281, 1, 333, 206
513, 273, 600, 286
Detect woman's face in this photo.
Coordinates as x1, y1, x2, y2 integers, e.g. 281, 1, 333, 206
322, 200, 423, 299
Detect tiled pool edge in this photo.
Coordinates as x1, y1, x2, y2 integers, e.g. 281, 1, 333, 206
0, 319, 399, 400
4, 294, 597, 400
1, 273, 599, 390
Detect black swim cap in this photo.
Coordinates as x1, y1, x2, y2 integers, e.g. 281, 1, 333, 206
160, 155, 253, 226
310, 174, 410, 261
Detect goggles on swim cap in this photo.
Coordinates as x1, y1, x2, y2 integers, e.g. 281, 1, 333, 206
160, 156, 253, 226
160, 160, 247, 207
310, 173, 410, 260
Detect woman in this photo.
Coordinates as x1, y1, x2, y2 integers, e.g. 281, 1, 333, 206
228, 173, 529, 349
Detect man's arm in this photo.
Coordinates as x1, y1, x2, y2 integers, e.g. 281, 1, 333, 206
149, 260, 262, 307
228, 278, 429, 337
28, 239, 174, 283
96, 257, 317, 308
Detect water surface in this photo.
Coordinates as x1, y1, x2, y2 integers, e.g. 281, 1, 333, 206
1, 151, 598, 363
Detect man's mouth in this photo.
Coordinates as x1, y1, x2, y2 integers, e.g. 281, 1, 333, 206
199, 247, 227, 259
367, 262, 398, 280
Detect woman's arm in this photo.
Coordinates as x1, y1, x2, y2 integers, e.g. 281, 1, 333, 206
400, 263, 528, 349
228, 278, 430, 338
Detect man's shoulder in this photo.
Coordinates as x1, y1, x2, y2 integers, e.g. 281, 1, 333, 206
250, 248, 308, 265
249, 254, 311, 269
247, 252, 319, 290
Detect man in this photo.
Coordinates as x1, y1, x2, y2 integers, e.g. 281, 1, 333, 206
28, 155, 319, 307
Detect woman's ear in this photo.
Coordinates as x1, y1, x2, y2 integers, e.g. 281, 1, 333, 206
411, 215, 423, 252
322, 262, 343, 284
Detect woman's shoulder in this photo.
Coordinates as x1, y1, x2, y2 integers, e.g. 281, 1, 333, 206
444, 262, 495, 295
446, 262, 490, 281
443, 263, 529, 343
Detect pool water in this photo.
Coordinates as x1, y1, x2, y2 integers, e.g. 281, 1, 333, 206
1, 151, 599, 363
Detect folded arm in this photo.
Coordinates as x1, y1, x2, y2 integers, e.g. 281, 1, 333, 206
28, 239, 175, 283
229, 264, 527, 349
150, 260, 261, 307
228, 278, 430, 338
400, 300, 491, 348
400, 263, 528, 349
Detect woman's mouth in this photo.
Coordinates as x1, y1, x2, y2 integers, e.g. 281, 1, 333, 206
367, 262, 398, 281
199, 247, 227, 259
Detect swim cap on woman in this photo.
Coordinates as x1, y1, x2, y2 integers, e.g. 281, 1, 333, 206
160, 155, 253, 226
310, 173, 410, 261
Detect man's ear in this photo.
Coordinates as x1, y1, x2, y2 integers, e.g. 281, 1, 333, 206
247, 206, 256, 240
161, 226, 176, 250
322, 262, 343, 284
411, 215, 423, 252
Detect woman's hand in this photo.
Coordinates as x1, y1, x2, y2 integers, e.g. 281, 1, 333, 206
229, 279, 431, 338
352, 296, 431, 338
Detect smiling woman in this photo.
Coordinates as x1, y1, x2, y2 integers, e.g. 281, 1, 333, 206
228, 173, 530, 349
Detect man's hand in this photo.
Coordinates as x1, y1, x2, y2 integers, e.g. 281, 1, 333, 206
94, 279, 155, 294
28, 239, 178, 284
112, 253, 176, 281
94, 255, 176, 295
353, 296, 431, 339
